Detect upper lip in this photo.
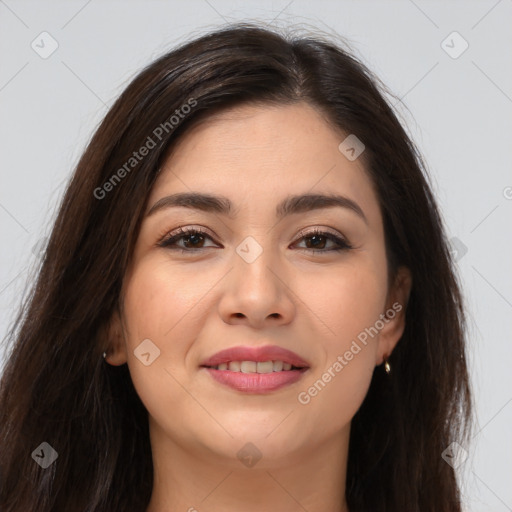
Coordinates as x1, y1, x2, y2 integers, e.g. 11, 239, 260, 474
200, 345, 310, 368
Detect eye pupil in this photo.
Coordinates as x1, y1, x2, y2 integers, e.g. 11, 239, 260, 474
185, 234, 204, 247
306, 235, 326, 249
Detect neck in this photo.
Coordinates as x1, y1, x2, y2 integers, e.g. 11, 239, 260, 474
145, 419, 350, 512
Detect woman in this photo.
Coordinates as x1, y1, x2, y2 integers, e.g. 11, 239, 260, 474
0, 23, 472, 511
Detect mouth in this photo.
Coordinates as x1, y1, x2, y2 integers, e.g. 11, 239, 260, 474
202, 360, 306, 372
199, 345, 310, 393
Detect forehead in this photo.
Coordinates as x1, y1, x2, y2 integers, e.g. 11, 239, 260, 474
148, 102, 380, 222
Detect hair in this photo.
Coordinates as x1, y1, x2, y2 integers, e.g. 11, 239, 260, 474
0, 22, 472, 511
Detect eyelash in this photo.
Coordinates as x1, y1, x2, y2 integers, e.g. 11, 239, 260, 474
157, 226, 353, 254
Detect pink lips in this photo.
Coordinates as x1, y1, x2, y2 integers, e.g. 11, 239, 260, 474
200, 345, 310, 393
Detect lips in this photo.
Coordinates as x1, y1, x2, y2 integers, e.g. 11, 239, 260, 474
200, 345, 310, 369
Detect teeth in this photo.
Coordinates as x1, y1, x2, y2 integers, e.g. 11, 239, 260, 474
211, 360, 299, 373
240, 361, 257, 373
228, 361, 241, 371
273, 360, 283, 371
257, 361, 274, 373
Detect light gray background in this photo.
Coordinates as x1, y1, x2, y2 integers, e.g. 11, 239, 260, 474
1, 1, 511, 510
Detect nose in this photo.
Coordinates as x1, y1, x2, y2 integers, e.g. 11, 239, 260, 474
217, 240, 295, 329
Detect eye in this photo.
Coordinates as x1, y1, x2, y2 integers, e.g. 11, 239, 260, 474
158, 226, 353, 254
293, 228, 352, 253
158, 227, 218, 252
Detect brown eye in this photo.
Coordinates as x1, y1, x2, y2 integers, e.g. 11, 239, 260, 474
158, 227, 352, 254
159, 227, 217, 251
294, 229, 352, 253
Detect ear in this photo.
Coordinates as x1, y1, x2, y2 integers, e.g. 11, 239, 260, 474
103, 307, 128, 366
376, 266, 412, 365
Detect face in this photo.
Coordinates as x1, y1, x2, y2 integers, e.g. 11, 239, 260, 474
107, 102, 411, 467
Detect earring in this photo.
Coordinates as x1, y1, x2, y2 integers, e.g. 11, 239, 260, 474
384, 355, 391, 375
102, 351, 107, 360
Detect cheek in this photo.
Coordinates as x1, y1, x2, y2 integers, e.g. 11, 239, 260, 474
299, 257, 387, 347
294, 260, 385, 425
119, 259, 209, 413
122, 258, 211, 342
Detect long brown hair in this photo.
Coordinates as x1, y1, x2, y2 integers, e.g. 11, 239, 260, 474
0, 22, 472, 511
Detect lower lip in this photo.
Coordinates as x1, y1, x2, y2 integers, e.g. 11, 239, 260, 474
202, 367, 308, 393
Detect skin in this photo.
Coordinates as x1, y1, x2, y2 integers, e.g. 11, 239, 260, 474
105, 102, 412, 512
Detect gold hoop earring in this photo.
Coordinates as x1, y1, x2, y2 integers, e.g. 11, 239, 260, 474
384, 356, 391, 375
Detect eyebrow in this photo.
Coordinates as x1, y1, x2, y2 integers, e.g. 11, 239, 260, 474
146, 192, 368, 224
